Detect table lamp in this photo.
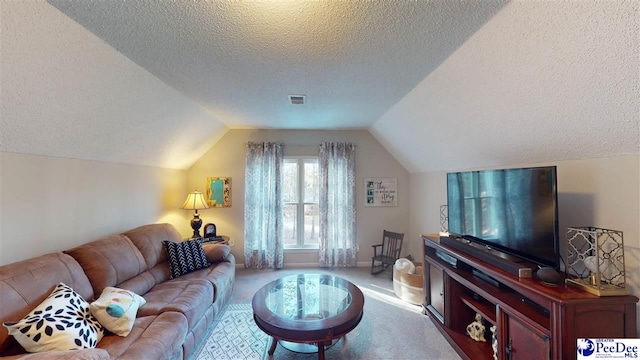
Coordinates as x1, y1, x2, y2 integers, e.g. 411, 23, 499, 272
181, 190, 209, 238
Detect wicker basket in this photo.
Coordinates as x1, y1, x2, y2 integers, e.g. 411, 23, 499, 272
393, 262, 424, 305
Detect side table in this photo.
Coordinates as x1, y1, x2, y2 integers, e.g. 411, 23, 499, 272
186, 235, 230, 245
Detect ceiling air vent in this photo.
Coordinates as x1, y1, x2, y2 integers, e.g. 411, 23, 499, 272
288, 95, 306, 105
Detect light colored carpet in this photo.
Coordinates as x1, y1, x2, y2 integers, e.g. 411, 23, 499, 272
195, 267, 461, 360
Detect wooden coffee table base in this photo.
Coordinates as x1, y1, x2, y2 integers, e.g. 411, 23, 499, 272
252, 274, 364, 360
267, 337, 342, 360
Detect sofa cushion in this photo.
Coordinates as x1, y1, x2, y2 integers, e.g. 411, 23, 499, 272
202, 243, 231, 263
124, 223, 184, 285
0, 253, 94, 356
90, 287, 146, 337
181, 305, 214, 359
177, 262, 235, 304
123, 223, 182, 270
3, 283, 104, 352
2, 348, 111, 359
65, 235, 151, 299
138, 279, 213, 330
163, 239, 210, 279
97, 312, 187, 360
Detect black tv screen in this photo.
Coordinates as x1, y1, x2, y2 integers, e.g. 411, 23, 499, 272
447, 166, 559, 269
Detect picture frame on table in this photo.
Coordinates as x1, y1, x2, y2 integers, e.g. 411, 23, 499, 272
203, 223, 217, 238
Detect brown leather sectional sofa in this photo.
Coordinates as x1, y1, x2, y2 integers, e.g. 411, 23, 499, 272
0, 223, 235, 359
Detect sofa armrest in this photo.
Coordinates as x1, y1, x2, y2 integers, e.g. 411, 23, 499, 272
202, 244, 231, 264
1, 349, 110, 360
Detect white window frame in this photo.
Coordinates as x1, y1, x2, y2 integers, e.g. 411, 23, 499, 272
464, 172, 497, 239
283, 156, 319, 249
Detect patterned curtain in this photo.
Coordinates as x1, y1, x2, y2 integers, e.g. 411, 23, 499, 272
318, 142, 357, 267
243, 142, 284, 269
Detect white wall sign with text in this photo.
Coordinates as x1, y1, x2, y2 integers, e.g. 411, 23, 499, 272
364, 178, 397, 207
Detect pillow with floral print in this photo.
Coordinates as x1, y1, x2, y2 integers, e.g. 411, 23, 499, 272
3, 282, 104, 352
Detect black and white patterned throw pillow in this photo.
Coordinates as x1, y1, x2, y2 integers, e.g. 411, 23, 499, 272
3, 282, 104, 352
163, 239, 210, 279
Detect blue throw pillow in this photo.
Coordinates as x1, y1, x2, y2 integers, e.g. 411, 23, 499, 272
163, 239, 210, 278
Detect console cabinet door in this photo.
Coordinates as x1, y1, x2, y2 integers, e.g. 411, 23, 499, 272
428, 263, 445, 323
503, 311, 551, 360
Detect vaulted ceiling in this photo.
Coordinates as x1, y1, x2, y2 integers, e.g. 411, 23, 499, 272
1, 1, 638, 172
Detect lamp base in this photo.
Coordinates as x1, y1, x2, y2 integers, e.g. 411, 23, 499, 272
190, 215, 203, 238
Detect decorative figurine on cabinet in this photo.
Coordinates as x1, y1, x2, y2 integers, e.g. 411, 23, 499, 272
490, 325, 498, 360
465, 313, 486, 342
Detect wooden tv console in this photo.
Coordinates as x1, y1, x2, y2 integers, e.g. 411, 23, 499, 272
421, 234, 638, 360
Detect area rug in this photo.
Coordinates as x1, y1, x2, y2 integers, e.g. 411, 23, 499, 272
193, 303, 270, 360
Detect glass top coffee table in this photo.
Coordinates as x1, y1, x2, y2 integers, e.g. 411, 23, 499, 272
252, 274, 364, 360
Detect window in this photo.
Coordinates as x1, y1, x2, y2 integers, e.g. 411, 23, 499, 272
283, 157, 319, 249
461, 172, 499, 239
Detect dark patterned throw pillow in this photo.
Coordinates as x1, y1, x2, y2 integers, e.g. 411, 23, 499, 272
163, 239, 210, 278
3, 282, 104, 352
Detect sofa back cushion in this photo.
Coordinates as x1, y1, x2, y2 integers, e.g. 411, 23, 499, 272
0, 253, 94, 355
123, 223, 183, 284
65, 235, 153, 299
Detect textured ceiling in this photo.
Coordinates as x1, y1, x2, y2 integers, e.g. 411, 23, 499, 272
1, 1, 227, 169
371, 1, 639, 172
2, 1, 637, 172
48, 0, 506, 130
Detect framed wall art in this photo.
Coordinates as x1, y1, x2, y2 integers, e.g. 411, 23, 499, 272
364, 178, 397, 207
206, 177, 231, 207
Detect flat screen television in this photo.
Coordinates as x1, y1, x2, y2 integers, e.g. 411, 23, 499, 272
447, 166, 559, 269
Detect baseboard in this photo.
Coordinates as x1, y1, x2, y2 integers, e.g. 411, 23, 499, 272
283, 263, 323, 268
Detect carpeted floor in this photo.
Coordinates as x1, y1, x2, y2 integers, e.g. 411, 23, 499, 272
194, 304, 269, 360
194, 266, 461, 360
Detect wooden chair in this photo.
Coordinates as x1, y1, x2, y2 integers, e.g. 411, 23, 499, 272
371, 230, 404, 277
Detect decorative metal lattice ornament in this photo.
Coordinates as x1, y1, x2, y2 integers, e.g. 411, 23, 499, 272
565, 227, 628, 296
440, 205, 448, 233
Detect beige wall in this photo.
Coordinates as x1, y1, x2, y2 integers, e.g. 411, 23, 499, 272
409, 154, 640, 334
187, 129, 410, 266
0, 152, 190, 265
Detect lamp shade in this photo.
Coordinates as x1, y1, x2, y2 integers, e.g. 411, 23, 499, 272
181, 191, 209, 210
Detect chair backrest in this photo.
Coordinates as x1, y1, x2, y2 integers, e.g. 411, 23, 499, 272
382, 230, 404, 259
